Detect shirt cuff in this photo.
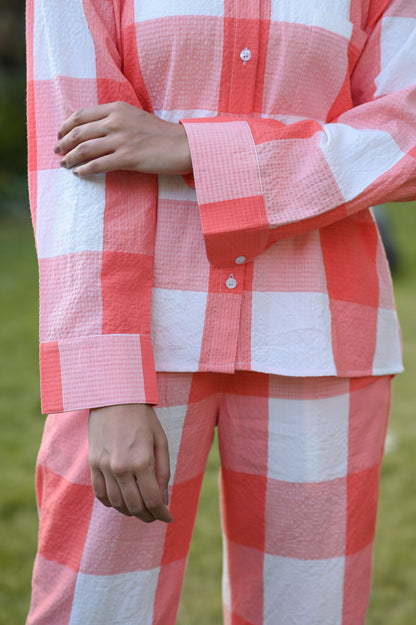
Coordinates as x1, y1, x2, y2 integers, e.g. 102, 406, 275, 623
181, 118, 269, 266
39, 334, 158, 413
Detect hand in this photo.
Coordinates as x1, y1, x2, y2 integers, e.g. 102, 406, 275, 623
54, 101, 192, 177
88, 403, 173, 523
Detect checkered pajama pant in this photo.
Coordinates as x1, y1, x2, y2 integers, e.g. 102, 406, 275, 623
26, 371, 391, 625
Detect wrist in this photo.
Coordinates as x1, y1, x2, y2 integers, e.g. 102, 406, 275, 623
174, 126, 192, 175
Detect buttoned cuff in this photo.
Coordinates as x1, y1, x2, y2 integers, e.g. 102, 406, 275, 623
181, 118, 269, 267
39, 334, 158, 413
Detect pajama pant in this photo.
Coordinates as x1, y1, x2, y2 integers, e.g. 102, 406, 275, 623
26, 371, 392, 625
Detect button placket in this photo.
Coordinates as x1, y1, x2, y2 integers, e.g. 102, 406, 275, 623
220, 6, 261, 114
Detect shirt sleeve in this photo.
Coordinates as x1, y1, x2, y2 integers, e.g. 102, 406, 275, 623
181, 0, 416, 267
26, 0, 158, 413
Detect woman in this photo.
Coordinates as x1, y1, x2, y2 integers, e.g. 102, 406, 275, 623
26, 1, 416, 624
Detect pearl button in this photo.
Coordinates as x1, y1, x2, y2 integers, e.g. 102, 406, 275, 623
226, 274, 237, 289
234, 256, 246, 265
240, 47, 252, 63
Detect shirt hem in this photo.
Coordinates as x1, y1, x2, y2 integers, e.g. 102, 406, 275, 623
154, 361, 404, 378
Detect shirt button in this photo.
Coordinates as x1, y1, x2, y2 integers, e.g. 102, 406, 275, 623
234, 256, 246, 265
240, 47, 252, 63
226, 274, 237, 289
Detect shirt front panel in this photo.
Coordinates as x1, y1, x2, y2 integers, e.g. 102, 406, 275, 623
121, 0, 402, 377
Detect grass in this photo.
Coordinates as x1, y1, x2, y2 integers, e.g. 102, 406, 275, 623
364, 202, 416, 625
0, 202, 415, 625
0, 214, 44, 625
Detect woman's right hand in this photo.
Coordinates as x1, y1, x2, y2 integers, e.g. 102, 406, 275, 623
88, 403, 172, 524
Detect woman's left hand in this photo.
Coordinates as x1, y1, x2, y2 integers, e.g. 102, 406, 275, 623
54, 101, 192, 177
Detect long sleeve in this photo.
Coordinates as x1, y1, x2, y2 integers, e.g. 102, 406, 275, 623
181, 0, 416, 267
26, 0, 158, 413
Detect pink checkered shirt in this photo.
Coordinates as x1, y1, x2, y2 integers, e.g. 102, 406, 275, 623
27, 0, 415, 414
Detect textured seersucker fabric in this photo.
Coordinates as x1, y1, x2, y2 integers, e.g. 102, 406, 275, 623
26, 0, 416, 413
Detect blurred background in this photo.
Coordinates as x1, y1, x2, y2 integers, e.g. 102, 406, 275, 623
0, 2, 415, 624
0, 0, 27, 221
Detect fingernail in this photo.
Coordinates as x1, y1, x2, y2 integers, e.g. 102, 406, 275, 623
163, 488, 169, 505
73, 169, 80, 177
54, 145, 60, 154
57, 131, 62, 140
60, 160, 67, 168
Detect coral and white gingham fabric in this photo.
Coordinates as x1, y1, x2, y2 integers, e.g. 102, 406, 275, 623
26, 0, 416, 414
27, 372, 392, 625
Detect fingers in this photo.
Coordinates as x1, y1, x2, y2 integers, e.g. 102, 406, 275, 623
90, 467, 111, 507
90, 462, 162, 523
111, 457, 169, 523
72, 154, 122, 177
133, 456, 173, 523
58, 137, 114, 171
55, 119, 107, 157
58, 105, 110, 140
110, 471, 155, 523
154, 430, 171, 506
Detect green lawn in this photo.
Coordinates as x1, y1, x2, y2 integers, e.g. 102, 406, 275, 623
0, 203, 415, 625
